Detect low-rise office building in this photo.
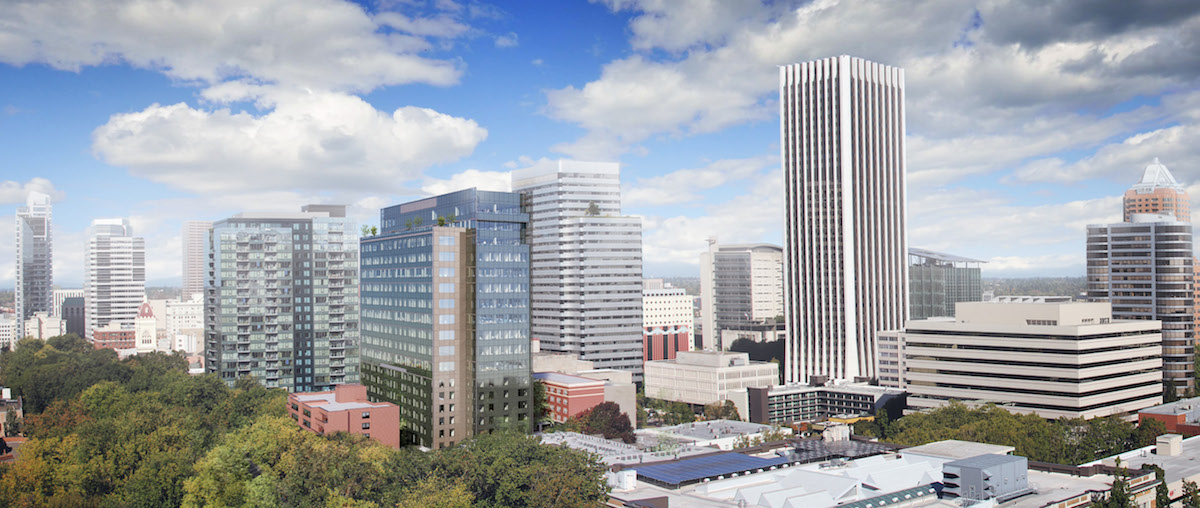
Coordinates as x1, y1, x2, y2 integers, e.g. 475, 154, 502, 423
532, 352, 636, 423
1138, 396, 1200, 437
644, 351, 778, 407
642, 280, 693, 362
287, 384, 401, 449
534, 372, 607, 424
22, 312, 64, 340
879, 301, 1163, 419
92, 322, 135, 350
729, 383, 906, 425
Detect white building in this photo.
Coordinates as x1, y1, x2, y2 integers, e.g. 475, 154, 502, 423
23, 312, 65, 340
512, 160, 645, 380
781, 56, 908, 384
644, 351, 778, 407
0, 313, 20, 349
166, 294, 204, 354
15, 191, 52, 323
879, 301, 1163, 419
135, 300, 159, 354
642, 279, 694, 361
51, 288, 84, 317
699, 240, 783, 350
85, 218, 146, 340
181, 220, 211, 300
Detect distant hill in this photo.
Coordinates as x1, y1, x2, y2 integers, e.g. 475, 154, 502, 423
658, 277, 700, 296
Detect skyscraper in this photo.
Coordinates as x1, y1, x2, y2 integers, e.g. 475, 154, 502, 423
205, 205, 359, 392
360, 189, 532, 448
1124, 158, 1189, 222
699, 240, 784, 350
780, 56, 908, 384
84, 218, 145, 340
1086, 215, 1193, 393
15, 191, 52, 324
512, 160, 645, 380
182, 220, 213, 299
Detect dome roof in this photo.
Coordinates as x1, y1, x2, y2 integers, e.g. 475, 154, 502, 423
138, 301, 155, 318
1131, 157, 1186, 193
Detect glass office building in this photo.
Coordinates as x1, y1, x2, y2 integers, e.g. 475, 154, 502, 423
908, 248, 984, 320
360, 189, 532, 448
205, 205, 360, 392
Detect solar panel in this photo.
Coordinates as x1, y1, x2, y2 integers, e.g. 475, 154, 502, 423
635, 453, 793, 488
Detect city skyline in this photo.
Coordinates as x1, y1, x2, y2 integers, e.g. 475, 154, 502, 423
3, 1, 1200, 288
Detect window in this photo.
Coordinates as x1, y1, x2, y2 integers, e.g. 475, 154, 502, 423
438, 251, 455, 262
439, 283, 455, 293
439, 361, 455, 372
362, 411, 370, 419
439, 267, 455, 277
439, 299, 455, 309
362, 422, 370, 429
439, 330, 455, 341
439, 346, 455, 356
439, 314, 455, 325
439, 236, 455, 246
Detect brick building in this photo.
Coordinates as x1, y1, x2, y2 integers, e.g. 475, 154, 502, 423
1138, 397, 1200, 437
287, 384, 401, 448
533, 372, 607, 424
92, 322, 134, 350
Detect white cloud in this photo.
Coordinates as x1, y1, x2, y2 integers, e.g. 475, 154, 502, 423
0, 178, 63, 204
421, 169, 511, 196
92, 89, 488, 194
0, 0, 462, 92
1010, 122, 1200, 185
984, 254, 1081, 275
494, 32, 519, 48
623, 156, 775, 207
376, 12, 471, 39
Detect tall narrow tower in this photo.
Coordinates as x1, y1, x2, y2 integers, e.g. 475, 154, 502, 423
780, 56, 908, 384
181, 221, 212, 300
15, 191, 52, 323
84, 218, 145, 340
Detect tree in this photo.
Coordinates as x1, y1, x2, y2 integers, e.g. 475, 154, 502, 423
531, 381, 549, 425
370, 226, 377, 236
585, 201, 600, 216
570, 402, 635, 443
702, 400, 741, 421
1186, 479, 1200, 508
1166, 378, 1180, 403
1149, 465, 1170, 508
1135, 418, 1166, 447
361, 224, 371, 237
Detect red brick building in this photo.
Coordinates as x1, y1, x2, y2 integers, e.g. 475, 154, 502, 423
288, 384, 402, 449
1138, 397, 1200, 437
92, 324, 135, 350
533, 372, 606, 423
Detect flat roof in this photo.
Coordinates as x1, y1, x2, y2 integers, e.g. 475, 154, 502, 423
902, 440, 1014, 460
909, 247, 986, 264
1139, 396, 1200, 416
646, 420, 773, 440
635, 452, 792, 488
533, 371, 606, 386
945, 453, 1024, 468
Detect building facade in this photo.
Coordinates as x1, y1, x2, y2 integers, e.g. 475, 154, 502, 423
361, 189, 532, 449
84, 218, 145, 341
134, 300, 158, 354
61, 297, 85, 337
642, 280, 693, 362
1087, 215, 1193, 393
880, 302, 1163, 419
92, 322, 135, 350
51, 289, 82, 319
166, 294, 204, 354
205, 205, 360, 392
182, 221, 213, 300
15, 191, 52, 324
909, 248, 984, 320
288, 384, 401, 449
730, 383, 907, 426
1123, 158, 1189, 222
533, 372, 607, 424
699, 240, 783, 350
644, 351, 779, 406
23, 312, 65, 340
780, 56, 908, 384
0, 314, 20, 349
512, 160, 645, 380
1138, 396, 1200, 437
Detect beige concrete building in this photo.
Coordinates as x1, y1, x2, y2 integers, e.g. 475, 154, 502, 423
22, 312, 65, 340
644, 351, 778, 407
879, 301, 1163, 419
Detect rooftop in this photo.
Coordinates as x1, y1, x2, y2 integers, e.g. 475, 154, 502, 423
533, 371, 607, 386
643, 420, 775, 441
1139, 396, 1200, 416
908, 247, 986, 264
1130, 157, 1186, 193
901, 440, 1014, 460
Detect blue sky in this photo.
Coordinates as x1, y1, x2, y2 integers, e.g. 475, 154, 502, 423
2, 0, 1199, 287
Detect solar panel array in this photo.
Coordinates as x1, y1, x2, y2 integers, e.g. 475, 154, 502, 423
635, 453, 793, 488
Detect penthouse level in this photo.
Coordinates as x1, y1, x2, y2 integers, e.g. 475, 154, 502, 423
879, 301, 1163, 419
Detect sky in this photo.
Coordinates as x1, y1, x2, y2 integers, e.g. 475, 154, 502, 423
2, 0, 1200, 288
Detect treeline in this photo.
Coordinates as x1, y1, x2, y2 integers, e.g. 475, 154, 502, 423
0, 336, 609, 507
855, 402, 1165, 465
982, 276, 1086, 297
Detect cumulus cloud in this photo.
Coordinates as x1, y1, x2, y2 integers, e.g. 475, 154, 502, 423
421, 169, 511, 196
623, 156, 775, 207
92, 89, 488, 194
0, 177, 63, 204
0, 0, 463, 92
494, 32, 519, 48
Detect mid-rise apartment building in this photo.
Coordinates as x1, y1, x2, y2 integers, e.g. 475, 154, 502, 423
512, 160, 645, 380
1087, 214, 1193, 393
879, 302, 1163, 419
15, 191, 52, 324
361, 189, 532, 448
781, 56, 908, 383
84, 218, 145, 341
699, 240, 783, 350
288, 384, 401, 449
205, 205, 359, 392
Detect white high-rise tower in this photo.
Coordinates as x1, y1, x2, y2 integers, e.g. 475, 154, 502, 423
181, 220, 212, 299
15, 191, 52, 323
84, 218, 146, 340
512, 160, 645, 380
780, 56, 908, 384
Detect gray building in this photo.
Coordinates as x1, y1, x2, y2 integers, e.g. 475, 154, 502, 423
84, 218, 145, 340
205, 205, 359, 392
1087, 214, 1194, 394
361, 189, 532, 448
942, 454, 1031, 503
512, 160, 645, 380
699, 240, 783, 350
61, 297, 85, 337
908, 248, 984, 320
732, 383, 906, 425
15, 191, 52, 323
